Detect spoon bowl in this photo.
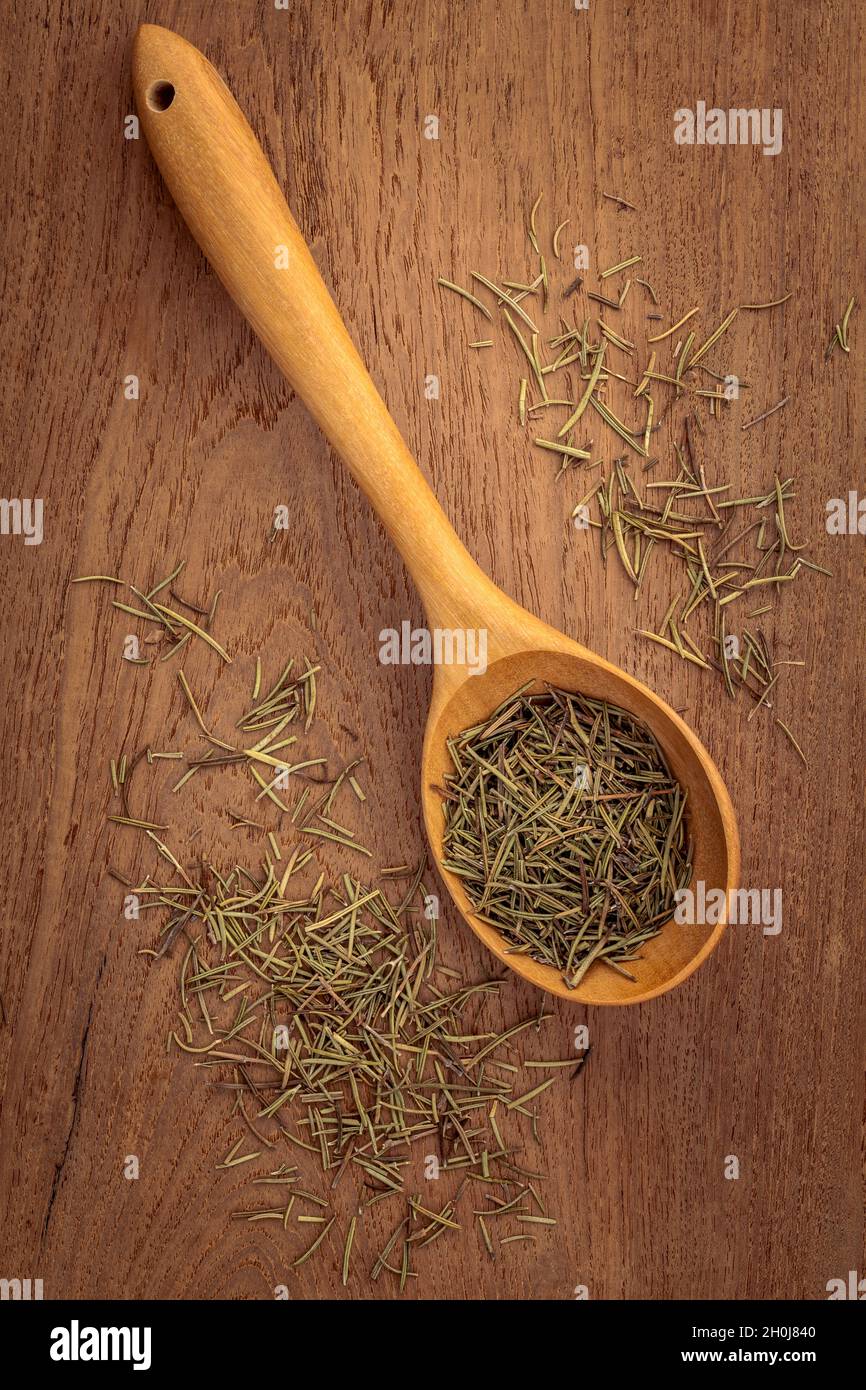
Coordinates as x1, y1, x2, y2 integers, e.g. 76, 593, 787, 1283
132, 23, 739, 1004
423, 640, 736, 1003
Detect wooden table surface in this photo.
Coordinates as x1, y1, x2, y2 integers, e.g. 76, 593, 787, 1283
2, 0, 863, 1301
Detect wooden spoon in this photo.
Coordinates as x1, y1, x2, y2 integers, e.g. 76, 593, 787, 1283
132, 24, 739, 1005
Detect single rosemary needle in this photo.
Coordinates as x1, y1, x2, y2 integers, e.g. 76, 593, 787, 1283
437, 277, 492, 320
775, 719, 808, 765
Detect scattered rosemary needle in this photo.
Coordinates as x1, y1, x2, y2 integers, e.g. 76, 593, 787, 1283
775, 718, 808, 765
534, 438, 592, 461
839, 296, 856, 350
647, 307, 699, 343
293, 1215, 337, 1268
342, 1216, 357, 1286
602, 191, 638, 211
108, 815, 169, 831
600, 254, 641, 278
558, 343, 606, 436
827, 295, 856, 357
689, 307, 738, 369
437, 277, 492, 321
528, 191, 543, 253
740, 291, 792, 310
152, 603, 231, 663
741, 396, 789, 431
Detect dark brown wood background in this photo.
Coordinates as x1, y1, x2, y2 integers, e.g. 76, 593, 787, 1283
1, 0, 863, 1301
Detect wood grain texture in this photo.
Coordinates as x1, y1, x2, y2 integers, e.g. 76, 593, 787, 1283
0, 0, 863, 1301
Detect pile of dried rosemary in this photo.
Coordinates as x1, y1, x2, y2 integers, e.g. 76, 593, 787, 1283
437, 192, 793, 470
571, 464, 827, 761
439, 683, 691, 989
438, 195, 832, 759
133, 853, 574, 1286
75, 563, 583, 1291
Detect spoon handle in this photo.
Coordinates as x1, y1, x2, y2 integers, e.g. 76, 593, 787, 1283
132, 24, 495, 629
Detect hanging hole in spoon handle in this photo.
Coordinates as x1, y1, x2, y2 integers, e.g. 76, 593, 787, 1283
145, 80, 175, 112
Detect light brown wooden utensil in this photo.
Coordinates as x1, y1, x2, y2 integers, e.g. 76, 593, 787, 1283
132, 24, 739, 1004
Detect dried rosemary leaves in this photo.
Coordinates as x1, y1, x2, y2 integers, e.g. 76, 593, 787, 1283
437, 198, 830, 758
144, 848, 578, 1286
439, 683, 691, 989
575, 464, 829, 741
76, 564, 581, 1290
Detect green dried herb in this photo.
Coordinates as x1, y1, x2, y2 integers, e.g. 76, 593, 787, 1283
439, 684, 691, 989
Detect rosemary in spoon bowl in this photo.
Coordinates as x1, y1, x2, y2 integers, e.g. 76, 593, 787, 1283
439, 683, 691, 989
